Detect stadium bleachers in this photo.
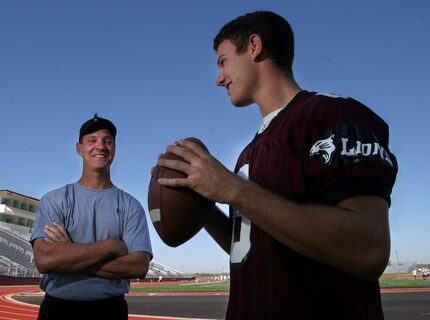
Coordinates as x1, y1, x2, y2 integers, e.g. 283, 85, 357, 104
384, 261, 417, 274
146, 260, 184, 279
0, 228, 39, 277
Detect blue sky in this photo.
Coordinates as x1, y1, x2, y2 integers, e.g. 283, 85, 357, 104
1, 0, 429, 273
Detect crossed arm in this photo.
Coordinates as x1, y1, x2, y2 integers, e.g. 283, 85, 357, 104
33, 223, 150, 279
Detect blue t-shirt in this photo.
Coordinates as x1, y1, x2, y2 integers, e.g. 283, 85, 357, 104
30, 183, 153, 300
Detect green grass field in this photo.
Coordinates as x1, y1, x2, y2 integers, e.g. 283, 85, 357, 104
132, 282, 230, 292
379, 274, 430, 288
131, 274, 430, 293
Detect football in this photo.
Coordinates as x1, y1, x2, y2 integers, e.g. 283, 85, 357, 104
148, 137, 215, 247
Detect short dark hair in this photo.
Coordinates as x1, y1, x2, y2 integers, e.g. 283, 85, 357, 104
213, 11, 295, 76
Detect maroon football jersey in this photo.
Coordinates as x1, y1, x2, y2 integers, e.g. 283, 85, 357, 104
226, 91, 397, 319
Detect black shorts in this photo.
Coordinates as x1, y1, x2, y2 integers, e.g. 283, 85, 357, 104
37, 294, 128, 320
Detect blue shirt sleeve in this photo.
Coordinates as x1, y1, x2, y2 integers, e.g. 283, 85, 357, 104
121, 193, 153, 259
30, 187, 68, 245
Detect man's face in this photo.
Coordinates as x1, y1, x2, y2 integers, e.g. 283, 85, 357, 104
215, 39, 257, 107
76, 128, 115, 172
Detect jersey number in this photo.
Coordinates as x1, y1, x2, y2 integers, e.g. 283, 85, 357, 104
230, 164, 252, 264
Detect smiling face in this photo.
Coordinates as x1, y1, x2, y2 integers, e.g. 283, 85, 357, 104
215, 39, 258, 107
76, 128, 115, 173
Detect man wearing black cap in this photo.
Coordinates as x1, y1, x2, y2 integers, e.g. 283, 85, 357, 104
30, 114, 153, 320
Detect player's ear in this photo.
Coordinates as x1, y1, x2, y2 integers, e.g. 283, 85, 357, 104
76, 142, 83, 157
248, 34, 263, 61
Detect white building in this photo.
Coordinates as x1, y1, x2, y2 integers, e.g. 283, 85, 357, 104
0, 190, 38, 233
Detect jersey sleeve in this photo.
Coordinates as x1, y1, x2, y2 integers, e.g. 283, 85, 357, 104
304, 96, 398, 205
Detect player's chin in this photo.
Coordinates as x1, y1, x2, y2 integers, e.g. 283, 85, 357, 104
230, 96, 253, 108
91, 161, 112, 171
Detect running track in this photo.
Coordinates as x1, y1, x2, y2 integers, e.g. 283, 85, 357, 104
1, 285, 429, 320
0, 285, 227, 320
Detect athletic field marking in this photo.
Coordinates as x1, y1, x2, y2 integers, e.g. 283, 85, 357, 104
2, 285, 430, 320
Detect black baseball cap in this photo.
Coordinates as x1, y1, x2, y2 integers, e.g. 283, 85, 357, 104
79, 113, 117, 141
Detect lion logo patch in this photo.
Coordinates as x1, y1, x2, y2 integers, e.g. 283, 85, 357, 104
310, 134, 336, 164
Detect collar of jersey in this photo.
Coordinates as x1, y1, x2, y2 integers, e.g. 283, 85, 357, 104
257, 90, 308, 134
258, 106, 287, 134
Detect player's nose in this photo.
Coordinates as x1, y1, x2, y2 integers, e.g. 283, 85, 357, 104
94, 139, 108, 150
216, 71, 225, 87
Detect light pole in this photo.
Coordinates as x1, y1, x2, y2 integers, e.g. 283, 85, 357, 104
395, 250, 400, 265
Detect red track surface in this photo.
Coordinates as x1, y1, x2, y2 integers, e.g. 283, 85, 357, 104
0, 285, 197, 320
2, 285, 429, 320
0, 286, 39, 320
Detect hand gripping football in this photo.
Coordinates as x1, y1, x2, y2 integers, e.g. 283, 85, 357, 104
148, 137, 215, 247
